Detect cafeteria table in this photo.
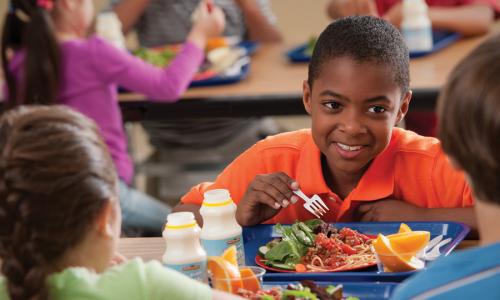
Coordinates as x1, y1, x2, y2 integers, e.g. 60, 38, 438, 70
119, 22, 500, 122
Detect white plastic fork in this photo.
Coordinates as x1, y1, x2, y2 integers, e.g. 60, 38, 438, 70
293, 189, 329, 219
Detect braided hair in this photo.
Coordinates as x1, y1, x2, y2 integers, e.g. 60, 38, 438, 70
0, 105, 118, 300
1, 0, 60, 107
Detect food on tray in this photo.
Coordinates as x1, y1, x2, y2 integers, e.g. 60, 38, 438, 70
258, 220, 377, 272
208, 246, 262, 293
304, 36, 317, 56
133, 41, 246, 80
237, 280, 360, 300
372, 223, 430, 272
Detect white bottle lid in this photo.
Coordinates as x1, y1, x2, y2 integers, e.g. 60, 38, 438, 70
202, 189, 232, 206
166, 212, 196, 229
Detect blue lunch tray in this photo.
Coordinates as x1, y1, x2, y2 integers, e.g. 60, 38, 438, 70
410, 30, 461, 58
189, 62, 250, 88
243, 221, 470, 282
263, 281, 398, 300
286, 30, 460, 63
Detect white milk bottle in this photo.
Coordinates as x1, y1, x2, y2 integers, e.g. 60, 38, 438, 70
401, 0, 433, 52
200, 189, 245, 266
162, 212, 207, 282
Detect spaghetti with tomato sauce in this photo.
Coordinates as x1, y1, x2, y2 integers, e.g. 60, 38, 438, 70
303, 228, 376, 272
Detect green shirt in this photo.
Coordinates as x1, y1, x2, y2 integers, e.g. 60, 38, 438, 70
0, 258, 212, 300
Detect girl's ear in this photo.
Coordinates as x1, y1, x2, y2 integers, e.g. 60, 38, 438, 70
396, 90, 412, 124
302, 80, 313, 115
95, 200, 116, 239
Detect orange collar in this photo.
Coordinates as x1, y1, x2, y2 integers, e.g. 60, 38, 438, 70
295, 130, 398, 202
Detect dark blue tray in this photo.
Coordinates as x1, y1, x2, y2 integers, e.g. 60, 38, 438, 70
243, 221, 470, 282
286, 44, 311, 63
410, 30, 460, 58
286, 30, 460, 63
263, 281, 398, 300
189, 62, 250, 87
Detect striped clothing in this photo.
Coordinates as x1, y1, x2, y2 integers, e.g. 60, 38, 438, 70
111, 0, 277, 47
391, 242, 500, 300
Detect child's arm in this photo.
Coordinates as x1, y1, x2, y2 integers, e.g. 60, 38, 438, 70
234, 0, 283, 42
383, 3, 494, 36
327, 0, 378, 19
354, 200, 477, 232
91, 5, 224, 100
112, 0, 150, 34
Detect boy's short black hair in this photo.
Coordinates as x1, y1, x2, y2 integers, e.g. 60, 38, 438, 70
438, 35, 500, 205
308, 16, 409, 94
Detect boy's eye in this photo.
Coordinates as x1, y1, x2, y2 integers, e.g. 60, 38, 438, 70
368, 106, 387, 113
324, 101, 342, 110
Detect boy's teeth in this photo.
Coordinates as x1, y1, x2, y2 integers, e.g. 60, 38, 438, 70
337, 143, 362, 151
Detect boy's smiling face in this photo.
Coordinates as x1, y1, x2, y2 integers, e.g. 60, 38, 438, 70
303, 56, 411, 177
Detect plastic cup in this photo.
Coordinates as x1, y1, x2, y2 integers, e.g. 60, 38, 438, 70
209, 266, 266, 294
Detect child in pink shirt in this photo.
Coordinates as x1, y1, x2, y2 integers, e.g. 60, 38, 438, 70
1, 0, 224, 235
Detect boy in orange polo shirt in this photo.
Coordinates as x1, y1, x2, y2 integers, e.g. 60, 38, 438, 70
174, 16, 475, 230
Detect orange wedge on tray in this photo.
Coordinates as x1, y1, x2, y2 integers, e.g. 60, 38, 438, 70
207, 246, 262, 294
372, 223, 430, 272
207, 256, 242, 293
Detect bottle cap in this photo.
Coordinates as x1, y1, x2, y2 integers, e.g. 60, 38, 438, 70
202, 189, 233, 206
166, 212, 197, 229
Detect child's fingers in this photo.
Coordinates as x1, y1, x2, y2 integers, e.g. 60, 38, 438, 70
252, 188, 282, 210
252, 175, 290, 208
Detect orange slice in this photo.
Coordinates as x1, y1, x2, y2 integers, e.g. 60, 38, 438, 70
206, 37, 229, 52
240, 267, 261, 292
207, 256, 242, 293
387, 231, 430, 259
372, 234, 425, 272
398, 223, 412, 233
222, 245, 238, 267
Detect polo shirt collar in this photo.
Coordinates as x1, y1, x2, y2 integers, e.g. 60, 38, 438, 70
295, 130, 397, 201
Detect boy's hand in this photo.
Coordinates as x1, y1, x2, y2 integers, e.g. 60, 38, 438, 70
236, 172, 299, 226
354, 199, 425, 222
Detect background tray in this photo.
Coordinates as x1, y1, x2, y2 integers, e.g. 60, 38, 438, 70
189, 62, 250, 87
263, 281, 398, 300
243, 221, 470, 282
286, 30, 460, 63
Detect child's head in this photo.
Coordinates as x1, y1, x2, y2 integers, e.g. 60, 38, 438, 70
438, 35, 500, 206
0, 106, 119, 299
303, 16, 411, 176
1, 0, 94, 106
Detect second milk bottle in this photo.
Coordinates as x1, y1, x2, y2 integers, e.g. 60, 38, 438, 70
200, 189, 246, 265
163, 212, 207, 282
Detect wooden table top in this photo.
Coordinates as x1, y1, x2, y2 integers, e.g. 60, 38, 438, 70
119, 22, 500, 104
117, 237, 479, 262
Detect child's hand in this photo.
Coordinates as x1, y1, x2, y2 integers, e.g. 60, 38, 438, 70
188, 1, 226, 49
353, 199, 425, 222
236, 172, 299, 226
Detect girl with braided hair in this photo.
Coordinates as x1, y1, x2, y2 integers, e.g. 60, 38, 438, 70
0, 105, 241, 300
1, 0, 225, 235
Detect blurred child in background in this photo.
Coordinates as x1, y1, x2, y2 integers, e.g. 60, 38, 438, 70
1, 0, 224, 235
